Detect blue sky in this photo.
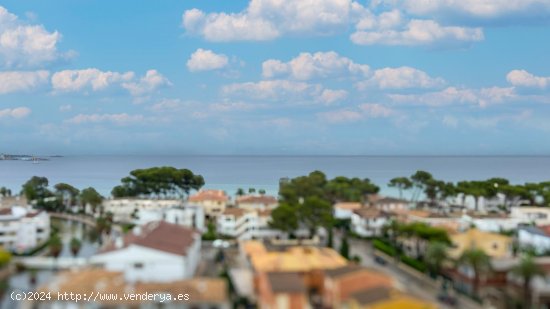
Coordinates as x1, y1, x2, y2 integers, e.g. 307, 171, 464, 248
0, 0, 549, 155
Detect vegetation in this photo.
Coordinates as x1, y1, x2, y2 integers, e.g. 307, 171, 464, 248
111, 166, 205, 198
400, 254, 428, 273
21, 176, 61, 210
425, 242, 449, 276
512, 255, 545, 309
373, 239, 397, 257
80, 187, 103, 213
202, 222, 217, 241
339, 236, 350, 259
54, 183, 79, 211
0, 187, 12, 197
48, 235, 63, 258
0, 248, 12, 268
70, 237, 82, 257
458, 248, 492, 298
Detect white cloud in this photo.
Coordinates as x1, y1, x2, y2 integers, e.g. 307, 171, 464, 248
318, 103, 394, 123
222, 79, 346, 104
66, 113, 144, 125
262, 51, 369, 80
122, 70, 171, 96
51, 68, 170, 96
209, 101, 262, 112
51, 68, 134, 92
0, 70, 49, 94
386, 0, 550, 22
357, 66, 445, 89
187, 48, 229, 72
0, 106, 31, 119
182, 0, 359, 41
59, 104, 72, 112
506, 69, 549, 89
389, 86, 515, 107
0, 6, 70, 67
319, 89, 348, 104
442, 115, 459, 128
351, 19, 484, 46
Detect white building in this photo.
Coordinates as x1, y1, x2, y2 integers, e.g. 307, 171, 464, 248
462, 213, 526, 233
351, 208, 391, 237
217, 208, 283, 240
100, 198, 184, 223
372, 197, 410, 212
91, 221, 201, 283
0, 206, 50, 253
511, 207, 550, 226
333, 202, 362, 220
235, 195, 278, 211
134, 206, 205, 232
518, 225, 550, 254
188, 190, 229, 218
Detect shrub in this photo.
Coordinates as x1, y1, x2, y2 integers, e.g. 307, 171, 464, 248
373, 239, 397, 257
400, 254, 427, 273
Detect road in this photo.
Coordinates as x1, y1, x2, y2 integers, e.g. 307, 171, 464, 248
334, 232, 483, 309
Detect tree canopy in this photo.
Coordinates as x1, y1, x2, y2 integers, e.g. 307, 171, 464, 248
111, 166, 205, 198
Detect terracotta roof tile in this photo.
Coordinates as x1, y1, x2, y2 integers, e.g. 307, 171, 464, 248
267, 272, 306, 294
236, 195, 277, 205
189, 190, 228, 202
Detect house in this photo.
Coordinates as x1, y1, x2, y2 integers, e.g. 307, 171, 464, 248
511, 207, 550, 226
346, 287, 437, 309
400, 209, 466, 232
448, 228, 513, 259
236, 195, 278, 211
372, 197, 410, 212
322, 265, 394, 308
505, 256, 550, 308
351, 208, 391, 237
257, 272, 310, 309
0, 195, 27, 208
333, 202, 362, 220
188, 190, 229, 218
133, 205, 205, 232
461, 213, 526, 233
91, 221, 201, 283
217, 208, 283, 240
0, 206, 50, 253
518, 225, 550, 254
33, 269, 229, 309
101, 198, 184, 223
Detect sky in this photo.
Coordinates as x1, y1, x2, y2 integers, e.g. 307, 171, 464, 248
0, 0, 549, 156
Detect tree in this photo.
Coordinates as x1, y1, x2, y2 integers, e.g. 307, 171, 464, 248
236, 188, 245, 196
0, 248, 11, 268
111, 167, 205, 198
54, 183, 80, 211
248, 188, 256, 194
21, 176, 50, 201
410, 171, 434, 202
298, 196, 333, 237
425, 242, 449, 276
49, 235, 63, 258
458, 248, 491, 298
70, 237, 82, 257
327, 228, 334, 248
258, 189, 266, 195
80, 187, 103, 214
340, 236, 350, 259
0, 187, 11, 197
512, 255, 544, 309
325, 176, 379, 203
269, 203, 298, 234
388, 177, 413, 200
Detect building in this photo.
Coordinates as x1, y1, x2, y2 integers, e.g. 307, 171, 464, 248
101, 198, 184, 223
0, 195, 27, 208
133, 205, 205, 232
188, 190, 229, 218
351, 208, 391, 237
236, 195, 278, 211
34, 269, 229, 309
0, 206, 50, 253
257, 272, 310, 309
322, 265, 394, 308
333, 202, 362, 220
518, 225, 550, 254
372, 197, 410, 212
217, 208, 283, 240
448, 228, 513, 259
511, 207, 550, 226
462, 213, 525, 233
91, 221, 201, 283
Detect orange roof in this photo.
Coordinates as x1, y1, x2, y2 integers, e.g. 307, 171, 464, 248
37, 269, 228, 305
236, 195, 277, 205
189, 190, 229, 202
222, 208, 247, 218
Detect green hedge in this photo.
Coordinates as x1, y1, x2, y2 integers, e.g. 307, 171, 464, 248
400, 254, 427, 273
373, 239, 397, 257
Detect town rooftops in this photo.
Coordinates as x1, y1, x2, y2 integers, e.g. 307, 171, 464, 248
236, 195, 277, 205
221, 207, 247, 218
324, 265, 391, 283
519, 225, 550, 237
266, 272, 306, 293
37, 269, 227, 305
350, 286, 392, 306
334, 202, 363, 211
375, 197, 409, 204
353, 208, 386, 219
99, 221, 198, 257
188, 189, 229, 202
244, 241, 347, 273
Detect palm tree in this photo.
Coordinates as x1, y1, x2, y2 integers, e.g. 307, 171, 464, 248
425, 242, 449, 277
512, 255, 544, 308
70, 237, 82, 257
236, 188, 245, 196
458, 248, 492, 298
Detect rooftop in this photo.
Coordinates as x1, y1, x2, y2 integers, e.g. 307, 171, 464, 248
188, 190, 229, 202
236, 195, 277, 205
266, 272, 306, 293
334, 202, 363, 211
99, 221, 198, 257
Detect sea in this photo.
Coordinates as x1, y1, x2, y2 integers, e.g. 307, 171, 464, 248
1, 156, 550, 198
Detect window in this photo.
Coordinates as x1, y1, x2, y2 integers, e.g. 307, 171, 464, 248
133, 262, 144, 269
